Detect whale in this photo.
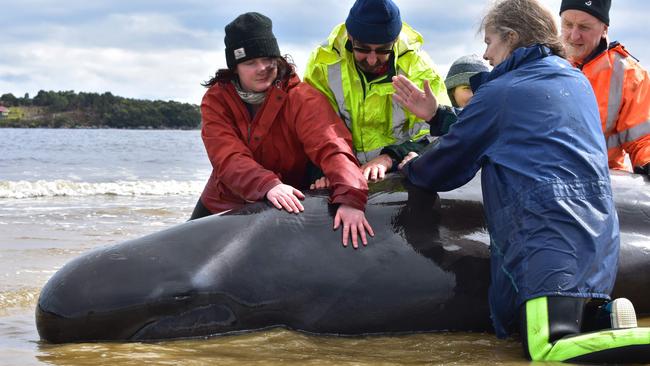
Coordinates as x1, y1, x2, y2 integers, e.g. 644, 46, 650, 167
35, 171, 650, 343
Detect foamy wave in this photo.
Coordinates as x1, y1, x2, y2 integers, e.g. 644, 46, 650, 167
0, 179, 204, 198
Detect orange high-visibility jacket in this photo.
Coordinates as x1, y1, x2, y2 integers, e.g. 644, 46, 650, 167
578, 42, 650, 170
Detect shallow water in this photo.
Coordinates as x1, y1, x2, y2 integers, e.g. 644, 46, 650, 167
3, 304, 649, 366
5, 308, 528, 366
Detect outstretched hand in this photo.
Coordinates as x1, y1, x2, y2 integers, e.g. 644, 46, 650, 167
392, 75, 438, 121
266, 184, 305, 213
333, 204, 374, 249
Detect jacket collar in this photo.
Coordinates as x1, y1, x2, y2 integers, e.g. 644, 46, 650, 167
575, 38, 610, 69
470, 44, 552, 92
225, 72, 300, 95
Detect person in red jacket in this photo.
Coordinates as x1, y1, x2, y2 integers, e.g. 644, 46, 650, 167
560, 0, 650, 174
191, 12, 374, 248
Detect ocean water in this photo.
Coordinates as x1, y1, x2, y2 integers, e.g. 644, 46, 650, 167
0, 128, 208, 287
2, 128, 645, 365
0, 128, 210, 364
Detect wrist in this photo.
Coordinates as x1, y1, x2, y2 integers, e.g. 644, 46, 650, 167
381, 154, 393, 169
424, 106, 437, 122
264, 180, 283, 199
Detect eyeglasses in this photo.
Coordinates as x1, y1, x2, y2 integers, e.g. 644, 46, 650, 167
352, 46, 394, 55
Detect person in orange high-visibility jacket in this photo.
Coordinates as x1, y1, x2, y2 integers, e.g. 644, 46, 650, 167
560, 0, 650, 174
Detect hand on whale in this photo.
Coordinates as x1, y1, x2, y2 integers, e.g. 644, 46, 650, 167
361, 154, 393, 181
333, 204, 374, 248
266, 183, 305, 213
269, 183, 374, 248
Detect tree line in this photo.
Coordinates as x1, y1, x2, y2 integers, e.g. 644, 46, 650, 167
0, 90, 201, 129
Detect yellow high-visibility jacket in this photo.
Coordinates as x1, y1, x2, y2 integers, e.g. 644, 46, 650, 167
304, 22, 450, 163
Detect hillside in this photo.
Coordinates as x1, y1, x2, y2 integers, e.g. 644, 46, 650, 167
0, 90, 200, 129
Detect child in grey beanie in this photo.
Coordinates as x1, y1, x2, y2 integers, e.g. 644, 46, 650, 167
445, 54, 489, 107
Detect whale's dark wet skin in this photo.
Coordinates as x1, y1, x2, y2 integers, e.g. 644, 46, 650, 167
35, 172, 650, 343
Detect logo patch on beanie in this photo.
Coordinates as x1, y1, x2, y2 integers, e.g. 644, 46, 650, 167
234, 48, 246, 60
585, 1, 592, 6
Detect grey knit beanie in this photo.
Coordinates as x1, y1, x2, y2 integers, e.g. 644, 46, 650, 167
445, 54, 490, 92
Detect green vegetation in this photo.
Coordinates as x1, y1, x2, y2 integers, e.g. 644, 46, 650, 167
0, 91, 200, 129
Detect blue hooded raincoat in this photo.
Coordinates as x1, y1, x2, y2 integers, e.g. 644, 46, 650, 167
403, 45, 620, 337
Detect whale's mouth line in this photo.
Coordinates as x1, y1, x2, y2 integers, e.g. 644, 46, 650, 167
128, 291, 294, 341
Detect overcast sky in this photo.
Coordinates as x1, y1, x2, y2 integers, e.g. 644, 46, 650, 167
1, 0, 648, 104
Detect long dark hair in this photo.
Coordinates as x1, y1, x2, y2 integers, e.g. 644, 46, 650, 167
201, 55, 297, 88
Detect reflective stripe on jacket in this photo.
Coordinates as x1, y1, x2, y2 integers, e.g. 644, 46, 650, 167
200, 74, 368, 213
579, 42, 650, 170
304, 22, 450, 163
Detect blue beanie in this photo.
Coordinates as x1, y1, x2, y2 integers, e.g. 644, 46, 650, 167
345, 0, 402, 44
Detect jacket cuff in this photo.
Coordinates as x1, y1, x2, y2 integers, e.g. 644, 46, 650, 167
259, 177, 283, 199
381, 140, 431, 172
379, 147, 401, 172
330, 186, 368, 211
429, 105, 458, 136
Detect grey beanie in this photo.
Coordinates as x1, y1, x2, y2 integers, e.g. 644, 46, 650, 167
444, 54, 490, 92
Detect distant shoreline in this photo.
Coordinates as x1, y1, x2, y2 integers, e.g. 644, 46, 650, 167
1, 90, 201, 129
0, 124, 199, 130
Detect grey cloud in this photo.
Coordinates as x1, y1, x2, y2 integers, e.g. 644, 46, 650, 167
0, 72, 32, 84
2, 0, 649, 103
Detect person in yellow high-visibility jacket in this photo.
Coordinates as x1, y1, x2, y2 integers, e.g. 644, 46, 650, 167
304, 0, 450, 182
560, 0, 650, 175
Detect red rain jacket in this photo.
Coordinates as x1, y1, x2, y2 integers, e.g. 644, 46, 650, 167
199, 74, 368, 213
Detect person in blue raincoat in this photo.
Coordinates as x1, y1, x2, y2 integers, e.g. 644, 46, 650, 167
392, 0, 650, 363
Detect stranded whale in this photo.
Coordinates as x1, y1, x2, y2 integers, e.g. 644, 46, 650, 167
35, 172, 650, 343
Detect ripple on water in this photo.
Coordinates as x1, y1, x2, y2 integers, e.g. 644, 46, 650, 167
0, 288, 40, 315
34, 329, 526, 366
1, 319, 644, 366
